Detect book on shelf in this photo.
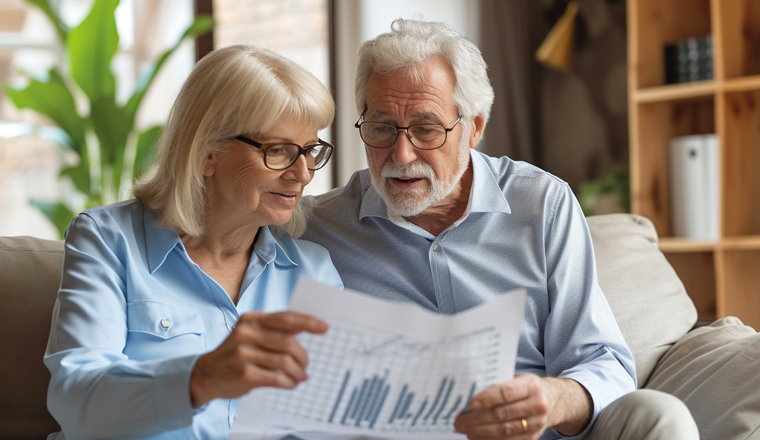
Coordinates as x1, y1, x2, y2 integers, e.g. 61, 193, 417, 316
664, 35, 713, 85
669, 134, 720, 240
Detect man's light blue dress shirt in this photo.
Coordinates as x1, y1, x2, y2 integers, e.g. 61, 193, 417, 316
44, 199, 343, 440
302, 150, 637, 440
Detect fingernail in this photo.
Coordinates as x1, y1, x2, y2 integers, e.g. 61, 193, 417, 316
470, 400, 482, 411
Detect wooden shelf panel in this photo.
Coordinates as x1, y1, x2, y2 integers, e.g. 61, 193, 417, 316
720, 236, 760, 250
634, 76, 760, 102
634, 81, 716, 103
659, 236, 760, 252
723, 75, 760, 92
659, 237, 717, 252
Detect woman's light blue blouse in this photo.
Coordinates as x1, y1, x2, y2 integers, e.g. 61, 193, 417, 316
44, 199, 343, 440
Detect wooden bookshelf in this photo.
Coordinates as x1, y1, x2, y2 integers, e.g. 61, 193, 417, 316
628, 0, 760, 329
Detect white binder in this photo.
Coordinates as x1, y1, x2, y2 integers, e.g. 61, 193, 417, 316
669, 134, 719, 240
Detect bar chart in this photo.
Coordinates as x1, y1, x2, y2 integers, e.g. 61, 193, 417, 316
254, 321, 503, 436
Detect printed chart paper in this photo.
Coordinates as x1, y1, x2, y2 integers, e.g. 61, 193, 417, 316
230, 278, 526, 440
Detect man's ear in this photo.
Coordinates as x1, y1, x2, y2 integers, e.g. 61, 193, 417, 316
469, 115, 485, 149
203, 153, 216, 177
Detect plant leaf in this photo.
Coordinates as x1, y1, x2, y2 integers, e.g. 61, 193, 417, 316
30, 199, 76, 239
24, 0, 69, 44
124, 14, 215, 120
61, 162, 91, 197
133, 125, 162, 180
68, 0, 120, 102
4, 68, 87, 156
90, 96, 131, 196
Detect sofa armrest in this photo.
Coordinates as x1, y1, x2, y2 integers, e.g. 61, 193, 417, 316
0, 236, 63, 437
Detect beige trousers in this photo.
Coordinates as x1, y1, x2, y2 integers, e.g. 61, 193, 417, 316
586, 389, 699, 440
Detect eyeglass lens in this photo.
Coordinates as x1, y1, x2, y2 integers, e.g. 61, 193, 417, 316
264, 143, 332, 170
359, 123, 448, 149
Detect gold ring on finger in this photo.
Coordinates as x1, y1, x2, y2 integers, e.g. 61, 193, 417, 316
521, 418, 528, 433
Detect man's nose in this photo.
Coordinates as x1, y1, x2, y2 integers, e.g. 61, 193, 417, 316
391, 129, 418, 166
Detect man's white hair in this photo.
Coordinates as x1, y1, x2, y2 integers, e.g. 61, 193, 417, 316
355, 18, 494, 125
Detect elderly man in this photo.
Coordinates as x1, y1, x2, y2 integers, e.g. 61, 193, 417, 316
303, 19, 697, 440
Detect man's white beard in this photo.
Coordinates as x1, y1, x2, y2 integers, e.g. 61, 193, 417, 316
370, 125, 471, 218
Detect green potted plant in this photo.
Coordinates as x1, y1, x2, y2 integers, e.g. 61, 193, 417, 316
579, 165, 630, 217
3, 0, 213, 237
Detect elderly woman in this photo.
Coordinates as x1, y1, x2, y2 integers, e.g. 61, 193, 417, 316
43, 45, 341, 439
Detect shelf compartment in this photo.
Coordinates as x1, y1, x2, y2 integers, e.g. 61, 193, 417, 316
631, 97, 715, 237
714, 0, 760, 79
629, 0, 711, 89
664, 251, 717, 322
720, 90, 760, 236
718, 250, 760, 330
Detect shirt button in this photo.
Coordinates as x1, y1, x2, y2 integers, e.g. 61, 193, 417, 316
235, 414, 239, 419
432, 244, 440, 252
160, 318, 171, 329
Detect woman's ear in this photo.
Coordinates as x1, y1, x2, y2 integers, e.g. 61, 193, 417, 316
203, 153, 216, 177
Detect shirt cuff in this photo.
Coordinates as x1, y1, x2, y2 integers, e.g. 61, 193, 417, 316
552, 369, 611, 439
152, 353, 203, 430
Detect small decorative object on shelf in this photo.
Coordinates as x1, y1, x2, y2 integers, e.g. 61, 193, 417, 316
668, 134, 720, 240
664, 35, 713, 84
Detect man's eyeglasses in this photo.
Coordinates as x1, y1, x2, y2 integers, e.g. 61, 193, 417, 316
234, 135, 334, 171
354, 113, 462, 150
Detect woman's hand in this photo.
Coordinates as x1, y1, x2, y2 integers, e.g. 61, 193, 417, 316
189, 311, 328, 407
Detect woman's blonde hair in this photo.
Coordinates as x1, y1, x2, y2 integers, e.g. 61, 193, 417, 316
133, 44, 334, 237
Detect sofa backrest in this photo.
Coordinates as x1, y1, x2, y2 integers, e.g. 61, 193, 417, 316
0, 236, 62, 438
587, 214, 697, 386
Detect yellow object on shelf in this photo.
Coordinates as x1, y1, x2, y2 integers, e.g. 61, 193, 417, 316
535, 1, 579, 72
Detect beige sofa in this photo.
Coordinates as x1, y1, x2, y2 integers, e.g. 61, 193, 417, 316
1, 214, 759, 440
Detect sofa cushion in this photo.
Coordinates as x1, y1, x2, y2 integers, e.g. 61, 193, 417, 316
0, 236, 63, 438
645, 317, 760, 440
586, 214, 697, 386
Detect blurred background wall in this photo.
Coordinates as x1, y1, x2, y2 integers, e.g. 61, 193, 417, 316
0, 0, 627, 238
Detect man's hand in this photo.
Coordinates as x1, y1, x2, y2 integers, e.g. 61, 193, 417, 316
189, 311, 328, 407
453, 374, 592, 439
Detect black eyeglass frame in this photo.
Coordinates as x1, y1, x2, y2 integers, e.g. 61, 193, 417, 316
354, 113, 463, 150
234, 135, 334, 171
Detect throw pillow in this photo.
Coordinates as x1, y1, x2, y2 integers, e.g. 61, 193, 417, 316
645, 317, 760, 440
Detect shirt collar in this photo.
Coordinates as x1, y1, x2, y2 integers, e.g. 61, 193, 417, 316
144, 207, 183, 274
358, 150, 511, 222
144, 207, 298, 273
254, 226, 299, 268
468, 149, 511, 214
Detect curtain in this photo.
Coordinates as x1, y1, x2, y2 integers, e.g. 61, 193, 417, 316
478, 0, 543, 165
